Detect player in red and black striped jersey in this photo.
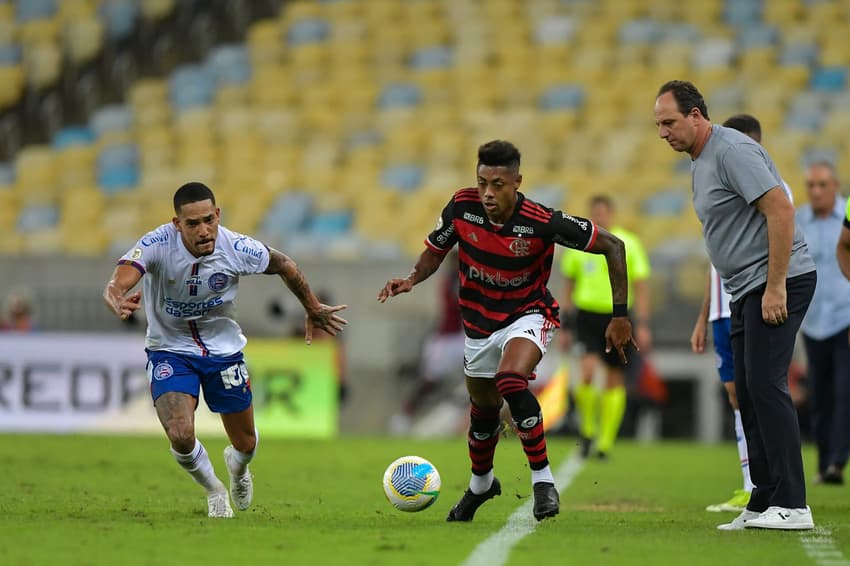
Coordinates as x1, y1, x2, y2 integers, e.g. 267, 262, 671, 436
379, 140, 635, 523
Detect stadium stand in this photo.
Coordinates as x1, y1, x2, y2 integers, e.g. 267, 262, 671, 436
1, 0, 850, 331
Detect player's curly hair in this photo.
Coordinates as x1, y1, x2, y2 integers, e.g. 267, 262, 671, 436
477, 140, 521, 172
657, 80, 710, 120
173, 182, 216, 213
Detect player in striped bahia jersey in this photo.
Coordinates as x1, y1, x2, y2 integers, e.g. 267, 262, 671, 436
103, 182, 347, 518
378, 140, 636, 522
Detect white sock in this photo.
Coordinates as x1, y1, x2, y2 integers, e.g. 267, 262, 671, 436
171, 439, 224, 494
531, 465, 555, 486
469, 470, 494, 495
734, 410, 754, 492
227, 428, 259, 476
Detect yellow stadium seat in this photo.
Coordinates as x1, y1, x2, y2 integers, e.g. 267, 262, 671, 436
63, 17, 103, 65
23, 43, 62, 89
18, 18, 60, 46
16, 145, 56, 193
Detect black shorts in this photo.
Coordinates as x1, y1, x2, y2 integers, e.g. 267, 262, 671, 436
575, 309, 627, 368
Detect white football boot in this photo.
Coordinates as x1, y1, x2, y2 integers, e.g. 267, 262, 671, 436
744, 506, 814, 530
224, 446, 254, 511
717, 509, 760, 530
207, 490, 234, 518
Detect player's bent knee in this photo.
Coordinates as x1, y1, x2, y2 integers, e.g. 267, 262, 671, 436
231, 433, 257, 454
165, 418, 196, 453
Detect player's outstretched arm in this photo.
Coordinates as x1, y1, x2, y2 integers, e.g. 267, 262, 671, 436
103, 264, 143, 321
265, 248, 348, 345
585, 227, 636, 363
377, 247, 446, 303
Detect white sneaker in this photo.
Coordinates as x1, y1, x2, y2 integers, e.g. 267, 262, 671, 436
717, 509, 760, 530
745, 506, 814, 530
207, 490, 234, 518
224, 446, 254, 511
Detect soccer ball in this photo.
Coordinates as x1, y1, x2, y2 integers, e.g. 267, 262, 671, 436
382, 455, 441, 512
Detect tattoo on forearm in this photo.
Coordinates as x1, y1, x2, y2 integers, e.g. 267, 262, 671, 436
407, 250, 444, 285
607, 244, 629, 305
284, 265, 313, 305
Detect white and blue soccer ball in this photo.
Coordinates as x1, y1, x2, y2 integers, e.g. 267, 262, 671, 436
382, 455, 441, 512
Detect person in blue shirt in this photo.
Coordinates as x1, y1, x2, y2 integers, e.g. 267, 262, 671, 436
796, 161, 850, 486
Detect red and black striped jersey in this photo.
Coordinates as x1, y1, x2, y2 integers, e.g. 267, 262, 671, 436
425, 188, 598, 338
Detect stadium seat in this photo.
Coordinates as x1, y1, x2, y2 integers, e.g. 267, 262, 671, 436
810, 67, 847, 93
52, 126, 96, 149
206, 44, 252, 86
15, 0, 57, 23
169, 65, 216, 112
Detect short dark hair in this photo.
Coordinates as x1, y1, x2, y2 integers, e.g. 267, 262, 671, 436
477, 140, 521, 172
590, 194, 614, 210
723, 114, 762, 143
173, 182, 216, 213
657, 80, 710, 120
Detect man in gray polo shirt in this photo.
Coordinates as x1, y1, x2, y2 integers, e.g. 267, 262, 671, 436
654, 80, 817, 531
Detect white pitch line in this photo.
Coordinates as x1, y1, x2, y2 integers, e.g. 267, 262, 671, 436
459, 452, 585, 566
800, 527, 850, 566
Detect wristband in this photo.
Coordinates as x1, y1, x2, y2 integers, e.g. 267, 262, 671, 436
612, 303, 628, 317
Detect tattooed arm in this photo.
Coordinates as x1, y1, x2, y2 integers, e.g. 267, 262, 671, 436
265, 247, 347, 344
585, 227, 636, 363
377, 247, 447, 303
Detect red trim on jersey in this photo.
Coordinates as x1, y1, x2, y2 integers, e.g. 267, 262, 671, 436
425, 238, 449, 254
188, 321, 209, 357
584, 221, 599, 251
462, 318, 494, 337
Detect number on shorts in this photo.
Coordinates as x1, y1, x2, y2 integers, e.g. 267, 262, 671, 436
220, 364, 246, 390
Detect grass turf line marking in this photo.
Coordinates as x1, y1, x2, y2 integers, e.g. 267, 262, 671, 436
459, 452, 585, 566
801, 527, 850, 566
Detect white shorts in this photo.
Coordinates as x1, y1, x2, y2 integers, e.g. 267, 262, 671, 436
463, 314, 557, 378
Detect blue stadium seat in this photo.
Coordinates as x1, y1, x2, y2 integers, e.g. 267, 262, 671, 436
380, 164, 424, 193
15, 0, 56, 23
642, 189, 689, 216
99, 0, 139, 41
737, 25, 777, 49
0, 43, 20, 65
206, 44, 252, 86
619, 19, 662, 44
260, 193, 314, 236
801, 147, 837, 167
539, 84, 584, 110
52, 126, 96, 149
377, 83, 423, 109
810, 67, 847, 92
723, 0, 762, 26
307, 210, 353, 236
534, 16, 576, 45
409, 46, 453, 70
346, 130, 383, 150
96, 143, 139, 192
169, 65, 216, 111
17, 204, 59, 232
785, 106, 824, 133
0, 162, 14, 185
90, 104, 134, 137
286, 18, 330, 46
780, 42, 818, 67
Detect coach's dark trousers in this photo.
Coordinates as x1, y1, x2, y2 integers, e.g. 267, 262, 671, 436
802, 327, 850, 475
730, 271, 816, 511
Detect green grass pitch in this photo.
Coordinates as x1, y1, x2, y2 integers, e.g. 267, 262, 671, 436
1, 434, 846, 565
